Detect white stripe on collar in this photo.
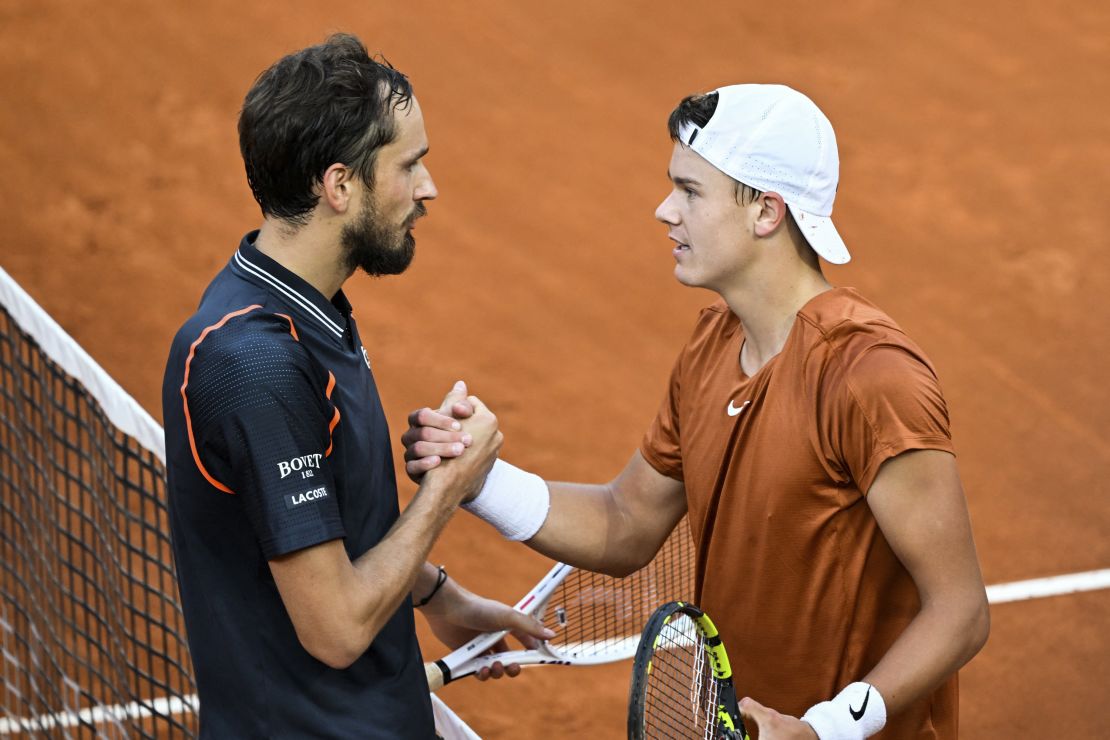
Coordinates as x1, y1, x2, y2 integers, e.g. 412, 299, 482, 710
233, 251, 344, 337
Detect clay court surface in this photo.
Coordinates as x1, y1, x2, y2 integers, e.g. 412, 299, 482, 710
3, 1, 1109, 736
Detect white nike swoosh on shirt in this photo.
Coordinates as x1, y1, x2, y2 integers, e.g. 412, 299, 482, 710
727, 400, 751, 417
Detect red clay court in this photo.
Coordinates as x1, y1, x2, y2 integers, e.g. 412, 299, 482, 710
2, 1, 1108, 736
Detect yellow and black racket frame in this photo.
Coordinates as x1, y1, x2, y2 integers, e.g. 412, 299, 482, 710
628, 601, 749, 740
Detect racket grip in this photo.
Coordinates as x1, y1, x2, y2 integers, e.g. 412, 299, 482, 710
425, 660, 447, 692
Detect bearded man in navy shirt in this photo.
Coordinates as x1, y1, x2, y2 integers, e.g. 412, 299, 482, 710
162, 34, 549, 738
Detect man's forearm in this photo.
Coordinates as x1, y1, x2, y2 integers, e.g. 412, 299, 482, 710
858, 450, 990, 721
345, 477, 463, 642
526, 480, 654, 576
463, 451, 687, 577
862, 592, 990, 716
272, 472, 464, 669
411, 561, 443, 603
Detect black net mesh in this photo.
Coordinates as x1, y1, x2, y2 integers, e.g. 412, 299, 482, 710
0, 304, 197, 738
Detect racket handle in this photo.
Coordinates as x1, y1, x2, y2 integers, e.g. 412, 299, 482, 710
425, 660, 448, 692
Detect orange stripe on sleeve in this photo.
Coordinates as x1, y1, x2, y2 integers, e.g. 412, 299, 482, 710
277, 311, 340, 454
180, 305, 263, 494
324, 372, 341, 457
182, 307, 342, 489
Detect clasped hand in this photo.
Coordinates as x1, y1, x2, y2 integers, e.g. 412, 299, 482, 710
401, 380, 483, 484
405, 381, 550, 681
405, 381, 498, 504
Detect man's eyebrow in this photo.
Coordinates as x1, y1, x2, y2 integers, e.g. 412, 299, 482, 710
404, 146, 429, 165
667, 171, 701, 187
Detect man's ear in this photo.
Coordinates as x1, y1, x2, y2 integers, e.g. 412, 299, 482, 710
320, 163, 356, 214
753, 191, 788, 237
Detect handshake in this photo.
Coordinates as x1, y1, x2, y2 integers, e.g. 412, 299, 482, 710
401, 380, 501, 506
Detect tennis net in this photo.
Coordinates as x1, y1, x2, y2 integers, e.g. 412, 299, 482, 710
0, 266, 197, 737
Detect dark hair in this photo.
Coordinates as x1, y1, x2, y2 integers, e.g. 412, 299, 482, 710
238, 33, 414, 225
667, 91, 763, 206
667, 91, 719, 141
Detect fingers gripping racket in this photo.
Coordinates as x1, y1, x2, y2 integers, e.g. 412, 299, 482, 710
425, 517, 694, 691
628, 601, 748, 740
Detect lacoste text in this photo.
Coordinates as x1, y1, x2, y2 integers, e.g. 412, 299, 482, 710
287, 487, 328, 507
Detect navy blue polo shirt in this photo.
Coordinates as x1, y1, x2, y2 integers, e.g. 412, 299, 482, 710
162, 232, 434, 739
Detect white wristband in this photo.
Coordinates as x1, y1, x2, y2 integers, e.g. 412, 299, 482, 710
801, 682, 887, 740
461, 460, 550, 541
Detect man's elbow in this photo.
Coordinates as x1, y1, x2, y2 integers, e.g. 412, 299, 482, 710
967, 592, 991, 659
598, 559, 642, 579
948, 588, 990, 669
301, 634, 366, 670
297, 626, 370, 670
597, 543, 660, 578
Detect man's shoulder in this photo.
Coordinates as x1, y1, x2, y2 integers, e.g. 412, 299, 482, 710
189, 308, 308, 367
798, 287, 920, 356
171, 264, 288, 348
168, 279, 316, 391
161, 263, 331, 428
798, 288, 941, 388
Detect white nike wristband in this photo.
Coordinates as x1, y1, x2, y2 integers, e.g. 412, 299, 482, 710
801, 682, 887, 740
461, 460, 550, 541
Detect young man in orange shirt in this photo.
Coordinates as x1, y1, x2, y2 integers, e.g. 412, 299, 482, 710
406, 84, 989, 739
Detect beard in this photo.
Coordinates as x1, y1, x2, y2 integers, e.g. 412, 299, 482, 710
341, 198, 425, 277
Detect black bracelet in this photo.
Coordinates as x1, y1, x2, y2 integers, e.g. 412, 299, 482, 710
415, 565, 448, 607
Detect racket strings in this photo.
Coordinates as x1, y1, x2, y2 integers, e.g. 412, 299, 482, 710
640, 614, 728, 739
542, 518, 694, 661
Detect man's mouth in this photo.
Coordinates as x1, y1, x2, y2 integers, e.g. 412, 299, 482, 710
408, 203, 428, 228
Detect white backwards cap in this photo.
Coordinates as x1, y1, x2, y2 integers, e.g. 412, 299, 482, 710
677, 84, 850, 264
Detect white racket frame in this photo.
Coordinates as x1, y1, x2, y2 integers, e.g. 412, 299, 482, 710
424, 561, 640, 691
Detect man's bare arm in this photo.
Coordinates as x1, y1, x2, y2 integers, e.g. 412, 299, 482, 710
525, 451, 687, 576
269, 394, 503, 669
861, 448, 990, 713
402, 389, 688, 577
740, 449, 989, 738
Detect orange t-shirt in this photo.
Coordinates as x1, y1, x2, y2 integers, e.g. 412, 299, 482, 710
641, 288, 958, 739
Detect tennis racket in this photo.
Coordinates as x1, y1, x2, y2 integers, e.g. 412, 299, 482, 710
425, 517, 694, 691
627, 601, 748, 740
